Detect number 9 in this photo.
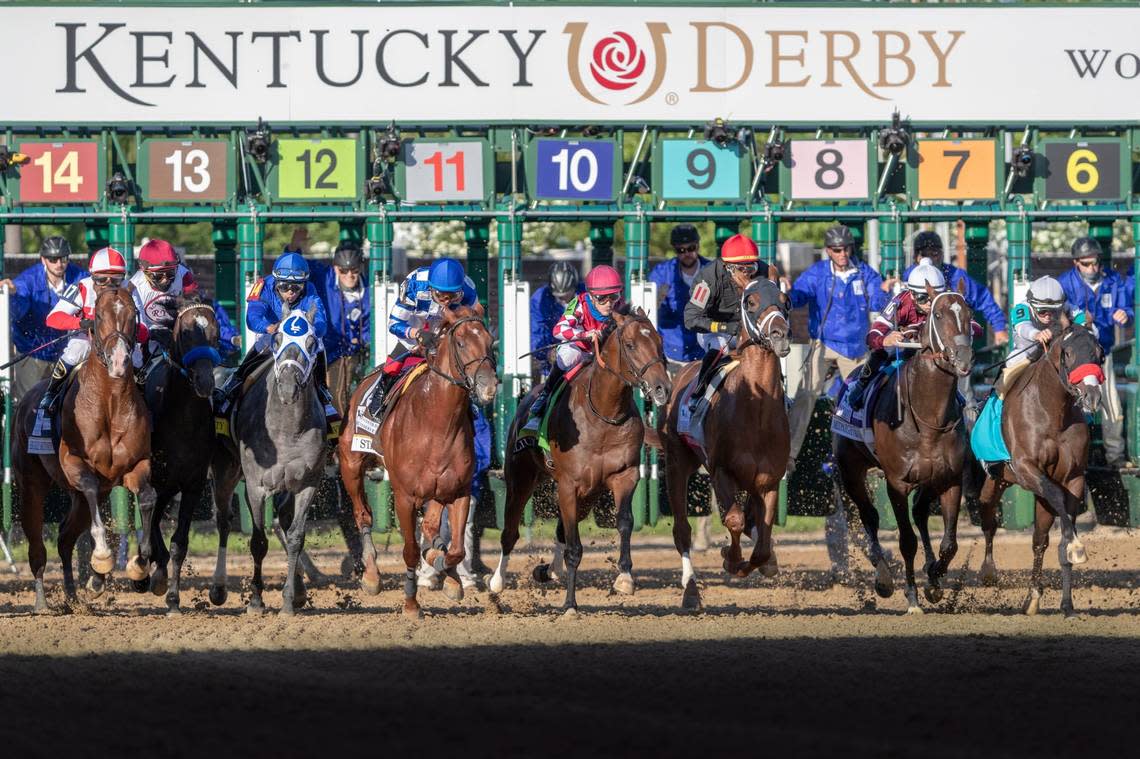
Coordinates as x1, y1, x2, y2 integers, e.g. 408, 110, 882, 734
686, 148, 716, 190
1066, 149, 1099, 194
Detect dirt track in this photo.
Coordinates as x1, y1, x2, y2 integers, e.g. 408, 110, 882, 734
1, 523, 1138, 757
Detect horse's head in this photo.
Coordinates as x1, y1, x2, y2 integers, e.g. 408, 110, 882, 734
93, 287, 137, 379
923, 281, 974, 377
172, 300, 222, 398
436, 303, 499, 406
740, 278, 790, 357
1051, 317, 1106, 415
601, 307, 672, 408
272, 305, 320, 405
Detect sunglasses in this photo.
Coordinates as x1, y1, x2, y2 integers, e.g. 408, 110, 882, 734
93, 275, 124, 287
592, 292, 620, 304
1076, 259, 1100, 269
432, 289, 461, 303
675, 243, 699, 254
826, 246, 848, 255
276, 282, 304, 294
147, 269, 176, 282
336, 266, 361, 276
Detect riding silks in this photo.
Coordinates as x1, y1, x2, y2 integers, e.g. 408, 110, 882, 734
970, 394, 1011, 465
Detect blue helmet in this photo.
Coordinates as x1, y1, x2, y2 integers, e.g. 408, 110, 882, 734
428, 257, 465, 292
272, 252, 309, 283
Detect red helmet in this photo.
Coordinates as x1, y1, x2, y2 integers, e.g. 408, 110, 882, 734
88, 246, 127, 275
585, 264, 622, 296
720, 234, 759, 264
139, 239, 179, 271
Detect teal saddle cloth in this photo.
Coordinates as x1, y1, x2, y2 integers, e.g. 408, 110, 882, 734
970, 393, 1010, 464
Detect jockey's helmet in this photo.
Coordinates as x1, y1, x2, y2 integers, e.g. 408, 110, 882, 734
549, 261, 579, 299
913, 230, 943, 256
89, 246, 127, 276
585, 265, 622, 297
40, 236, 72, 260
1027, 276, 1065, 317
1070, 236, 1102, 260
824, 225, 854, 250
272, 252, 310, 284
906, 257, 947, 294
720, 234, 759, 264
428, 258, 465, 292
333, 240, 364, 271
670, 224, 700, 248
139, 239, 178, 271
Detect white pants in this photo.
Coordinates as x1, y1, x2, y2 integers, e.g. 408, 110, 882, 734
697, 333, 734, 352
556, 343, 587, 371
60, 334, 91, 365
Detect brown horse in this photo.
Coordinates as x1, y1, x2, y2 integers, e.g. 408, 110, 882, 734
489, 308, 671, 613
339, 304, 497, 617
13, 288, 152, 611
835, 283, 974, 614
976, 319, 1103, 616
658, 279, 790, 610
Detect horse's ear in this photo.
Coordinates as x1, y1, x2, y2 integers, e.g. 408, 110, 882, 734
611, 310, 626, 325
635, 306, 646, 319
956, 278, 967, 296
779, 292, 791, 312
472, 302, 485, 318
767, 264, 779, 283
925, 282, 935, 300
440, 305, 457, 324
1060, 308, 1073, 331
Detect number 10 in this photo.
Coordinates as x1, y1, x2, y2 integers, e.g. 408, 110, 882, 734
551, 148, 598, 192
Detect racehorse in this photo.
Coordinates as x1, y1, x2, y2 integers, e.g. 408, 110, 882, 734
339, 304, 497, 617
975, 318, 1103, 616
13, 288, 152, 611
489, 307, 671, 614
835, 282, 975, 614
127, 300, 221, 613
658, 279, 790, 610
210, 306, 328, 615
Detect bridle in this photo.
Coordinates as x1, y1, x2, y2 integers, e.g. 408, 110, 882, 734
900, 290, 972, 433
427, 315, 495, 397
164, 302, 222, 381
92, 291, 137, 370
587, 315, 667, 425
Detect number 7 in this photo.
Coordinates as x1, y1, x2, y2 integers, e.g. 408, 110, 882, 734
944, 150, 970, 190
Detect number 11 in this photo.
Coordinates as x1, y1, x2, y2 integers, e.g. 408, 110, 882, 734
423, 151, 466, 192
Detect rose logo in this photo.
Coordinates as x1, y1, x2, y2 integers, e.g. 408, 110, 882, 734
590, 32, 645, 91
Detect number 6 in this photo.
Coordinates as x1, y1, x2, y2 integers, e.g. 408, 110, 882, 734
1066, 149, 1099, 194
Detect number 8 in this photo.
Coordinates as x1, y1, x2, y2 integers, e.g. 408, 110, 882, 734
814, 149, 845, 190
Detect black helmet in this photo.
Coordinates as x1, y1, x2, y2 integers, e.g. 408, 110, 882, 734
913, 230, 943, 256
670, 224, 700, 247
823, 225, 854, 249
1071, 236, 1102, 260
333, 240, 364, 270
549, 260, 579, 298
40, 236, 72, 259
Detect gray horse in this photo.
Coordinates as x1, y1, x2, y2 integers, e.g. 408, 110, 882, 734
210, 306, 328, 615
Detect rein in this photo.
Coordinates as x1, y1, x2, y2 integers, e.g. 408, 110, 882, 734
897, 291, 971, 433
426, 315, 495, 397
92, 295, 137, 371
587, 316, 666, 426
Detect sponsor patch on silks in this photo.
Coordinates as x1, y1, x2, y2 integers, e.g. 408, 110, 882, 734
689, 281, 711, 309
326, 420, 342, 441
350, 434, 374, 453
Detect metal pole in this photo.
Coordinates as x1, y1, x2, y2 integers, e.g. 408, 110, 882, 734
107, 212, 134, 536
624, 212, 650, 530
964, 221, 991, 346
1131, 217, 1140, 467
495, 215, 523, 467
465, 221, 491, 307
364, 213, 394, 532
878, 216, 904, 280
211, 222, 239, 322
236, 216, 264, 352
1089, 220, 1114, 268
752, 215, 779, 267
589, 221, 615, 269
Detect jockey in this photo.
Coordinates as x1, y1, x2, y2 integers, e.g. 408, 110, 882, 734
215, 251, 333, 414
40, 246, 147, 413
127, 238, 199, 366
366, 257, 478, 417
847, 257, 946, 410
521, 264, 623, 435
529, 261, 582, 379
683, 233, 767, 404
998, 276, 1067, 396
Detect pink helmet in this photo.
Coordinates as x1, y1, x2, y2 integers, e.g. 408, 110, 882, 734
88, 246, 127, 275
139, 238, 178, 271
585, 264, 622, 296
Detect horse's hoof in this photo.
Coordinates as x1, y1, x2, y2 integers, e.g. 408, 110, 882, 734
90, 550, 114, 576
125, 557, 148, 582
292, 575, 307, 609
533, 564, 554, 584
279, 604, 296, 617
87, 574, 106, 597
924, 584, 944, 604
208, 585, 228, 606
130, 578, 149, 594
612, 573, 635, 596
150, 571, 168, 597
165, 604, 182, 617
360, 572, 382, 596
1066, 539, 1088, 565
759, 555, 779, 578
560, 606, 578, 619
681, 579, 702, 611
979, 562, 999, 587
488, 572, 505, 594
905, 605, 925, 616
34, 603, 52, 615
874, 561, 894, 599
1024, 590, 1041, 616
403, 603, 424, 620
443, 575, 464, 602
246, 603, 265, 616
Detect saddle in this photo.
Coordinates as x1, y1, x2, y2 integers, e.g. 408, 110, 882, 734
350, 358, 428, 456
970, 391, 1011, 469
830, 362, 900, 458
513, 362, 588, 465
214, 359, 274, 440
677, 358, 740, 462
28, 368, 82, 455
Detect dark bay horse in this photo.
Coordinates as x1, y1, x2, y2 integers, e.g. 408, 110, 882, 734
339, 304, 497, 617
835, 282, 974, 614
489, 308, 671, 614
127, 301, 221, 613
976, 319, 1103, 616
13, 288, 152, 611
658, 279, 790, 610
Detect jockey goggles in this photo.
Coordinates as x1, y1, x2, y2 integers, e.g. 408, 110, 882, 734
275, 281, 304, 296
432, 288, 462, 304
725, 261, 759, 276
592, 291, 620, 305
911, 290, 943, 305
145, 269, 176, 283
92, 274, 125, 287
274, 267, 309, 283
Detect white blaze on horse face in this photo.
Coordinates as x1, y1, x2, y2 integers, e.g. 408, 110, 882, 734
949, 301, 964, 331
108, 336, 130, 378
194, 315, 209, 331
640, 328, 651, 337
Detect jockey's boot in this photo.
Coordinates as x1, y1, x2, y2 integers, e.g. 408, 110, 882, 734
312, 353, 341, 439
366, 370, 400, 418
847, 354, 885, 411
214, 347, 266, 413
521, 365, 566, 435
687, 349, 723, 412
38, 358, 75, 414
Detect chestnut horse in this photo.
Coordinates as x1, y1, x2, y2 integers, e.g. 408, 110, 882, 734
976, 319, 1103, 616
489, 308, 671, 613
835, 283, 975, 614
658, 279, 790, 610
129, 300, 221, 612
13, 288, 152, 611
339, 304, 497, 617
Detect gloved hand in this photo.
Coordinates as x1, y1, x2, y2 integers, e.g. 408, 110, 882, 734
79, 318, 95, 331
418, 330, 440, 350
714, 321, 739, 335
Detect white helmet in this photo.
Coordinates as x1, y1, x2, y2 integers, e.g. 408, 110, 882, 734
1027, 276, 1065, 311
906, 257, 946, 294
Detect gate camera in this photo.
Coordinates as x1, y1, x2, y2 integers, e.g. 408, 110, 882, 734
366, 167, 390, 201
879, 111, 910, 156
245, 118, 271, 164
378, 123, 402, 162
106, 171, 132, 204
704, 118, 733, 147
762, 136, 785, 173
1013, 145, 1034, 178
0, 146, 29, 172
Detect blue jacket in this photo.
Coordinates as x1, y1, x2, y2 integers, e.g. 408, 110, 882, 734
311, 261, 370, 363
9, 262, 86, 360
245, 274, 328, 338
529, 283, 584, 373
649, 256, 711, 361
470, 407, 492, 503
790, 260, 889, 359
388, 265, 478, 343
211, 301, 241, 358
901, 262, 1008, 332
1057, 267, 1132, 351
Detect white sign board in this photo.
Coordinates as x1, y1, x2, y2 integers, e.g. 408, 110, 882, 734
372, 279, 401, 364
3, 6, 1139, 122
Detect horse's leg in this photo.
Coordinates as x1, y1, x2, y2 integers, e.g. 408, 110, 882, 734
17, 464, 51, 613
209, 450, 241, 606
339, 448, 382, 595
746, 485, 780, 579
666, 448, 701, 608
1058, 475, 1087, 617
610, 467, 640, 596
167, 483, 202, 614
886, 482, 920, 613
556, 480, 582, 613
57, 493, 92, 604
836, 450, 890, 596
926, 484, 962, 604
490, 453, 540, 594
245, 482, 269, 615
911, 487, 936, 580
70, 467, 114, 576
1011, 461, 1086, 570
433, 495, 470, 604
977, 472, 1007, 587
280, 485, 317, 616
140, 493, 172, 597
1025, 499, 1054, 616
714, 471, 747, 577
122, 460, 156, 587
394, 487, 422, 619
544, 519, 567, 582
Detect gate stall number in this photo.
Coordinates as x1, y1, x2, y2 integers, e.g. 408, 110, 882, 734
532, 138, 618, 201
141, 139, 232, 202
786, 140, 871, 200
14, 140, 102, 203
915, 139, 998, 201
657, 139, 748, 201
400, 140, 488, 203
274, 138, 358, 201
1041, 139, 1125, 201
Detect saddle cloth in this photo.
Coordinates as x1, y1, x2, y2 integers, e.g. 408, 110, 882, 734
350, 359, 428, 455
514, 362, 587, 458
970, 392, 1011, 465
830, 362, 901, 458
27, 367, 82, 455
678, 358, 741, 461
